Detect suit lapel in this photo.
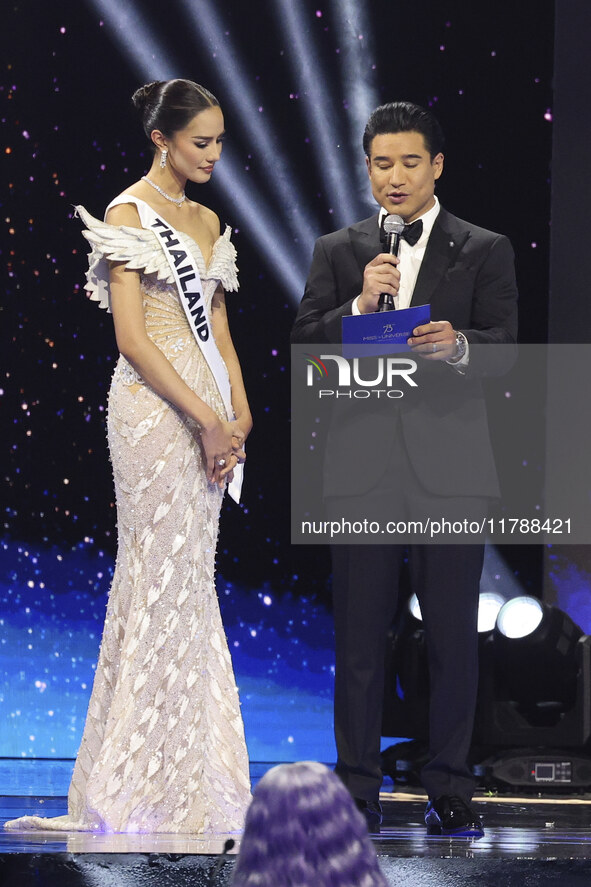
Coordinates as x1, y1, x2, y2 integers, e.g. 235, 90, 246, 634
411, 209, 470, 307
348, 215, 382, 275
341, 209, 472, 309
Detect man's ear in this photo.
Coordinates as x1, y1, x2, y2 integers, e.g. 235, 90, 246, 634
432, 152, 444, 180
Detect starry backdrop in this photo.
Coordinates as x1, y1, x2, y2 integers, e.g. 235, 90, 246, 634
2, 0, 555, 760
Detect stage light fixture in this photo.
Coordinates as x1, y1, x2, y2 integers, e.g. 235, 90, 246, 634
493, 600, 584, 705
407, 593, 422, 622
471, 600, 591, 760
386, 590, 591, 785
496, 595, 544, 639
477, 591, 506, 634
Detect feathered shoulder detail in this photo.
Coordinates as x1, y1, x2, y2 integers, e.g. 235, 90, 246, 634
210, 225, 239, 294
74, 204, 239, 312
75, 205, 172, 311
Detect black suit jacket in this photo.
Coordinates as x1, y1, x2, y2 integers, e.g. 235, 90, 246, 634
291, 208, 519, 498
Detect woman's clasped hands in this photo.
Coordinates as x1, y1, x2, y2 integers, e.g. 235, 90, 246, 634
200, 417, 248, 487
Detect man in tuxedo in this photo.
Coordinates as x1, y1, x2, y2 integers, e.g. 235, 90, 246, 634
291, 102, 518, 836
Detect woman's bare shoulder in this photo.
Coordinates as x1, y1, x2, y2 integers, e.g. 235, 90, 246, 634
195, 202, 221, 239
105, 192, 143, 228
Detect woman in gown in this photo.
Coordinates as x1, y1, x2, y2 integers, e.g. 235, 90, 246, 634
6, 79, 252, 834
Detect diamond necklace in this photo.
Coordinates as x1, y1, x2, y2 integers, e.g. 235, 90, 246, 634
141, 176, 186, 206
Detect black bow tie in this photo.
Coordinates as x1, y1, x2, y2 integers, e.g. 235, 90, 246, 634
380, 217, 423, 247
401, 219, 423, 246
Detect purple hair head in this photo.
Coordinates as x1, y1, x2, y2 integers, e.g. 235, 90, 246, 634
231, 761, 387, 887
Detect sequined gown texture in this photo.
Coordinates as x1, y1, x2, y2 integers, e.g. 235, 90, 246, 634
5, 200, 251, 834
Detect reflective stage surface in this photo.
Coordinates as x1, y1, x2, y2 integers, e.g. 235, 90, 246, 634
3, 777, 591, 886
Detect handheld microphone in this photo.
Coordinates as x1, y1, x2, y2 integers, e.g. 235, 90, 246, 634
377, 214, 405, 312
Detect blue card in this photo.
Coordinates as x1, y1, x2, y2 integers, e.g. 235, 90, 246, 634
342, 304, 431, 357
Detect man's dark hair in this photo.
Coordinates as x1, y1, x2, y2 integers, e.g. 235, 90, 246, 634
363, 101, 445, 159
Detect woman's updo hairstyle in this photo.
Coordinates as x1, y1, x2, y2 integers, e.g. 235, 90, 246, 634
131, 79, 219, 144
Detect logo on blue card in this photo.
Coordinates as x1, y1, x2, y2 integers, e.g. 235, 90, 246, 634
342, 304, 431, 358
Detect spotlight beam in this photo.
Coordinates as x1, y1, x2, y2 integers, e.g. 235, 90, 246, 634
329, 0, 381, 211
179, 0, 320, 261
214, 146, 308, 298
274, 0, 358, 229
86, 0, 177, 80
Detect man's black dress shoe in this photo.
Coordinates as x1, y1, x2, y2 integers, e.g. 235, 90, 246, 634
355, 798, 382, 833
424, 795, 484, 837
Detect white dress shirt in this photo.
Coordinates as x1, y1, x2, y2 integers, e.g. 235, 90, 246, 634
352, 196, 441, 313
352, 196, 469, 367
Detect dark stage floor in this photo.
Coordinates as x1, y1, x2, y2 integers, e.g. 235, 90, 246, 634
3, 788, 591, 886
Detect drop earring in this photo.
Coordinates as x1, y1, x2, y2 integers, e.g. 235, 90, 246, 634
160, 149, 168, 169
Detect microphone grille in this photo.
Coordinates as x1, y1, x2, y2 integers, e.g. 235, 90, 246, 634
383, 214, 405, 235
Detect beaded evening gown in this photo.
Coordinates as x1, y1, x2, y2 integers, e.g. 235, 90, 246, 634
5, 199, 251, 833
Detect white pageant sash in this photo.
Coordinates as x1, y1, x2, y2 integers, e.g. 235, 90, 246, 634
106, 195, 243, 502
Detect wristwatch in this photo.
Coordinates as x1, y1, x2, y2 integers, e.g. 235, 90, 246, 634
447, 330, 467, 364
